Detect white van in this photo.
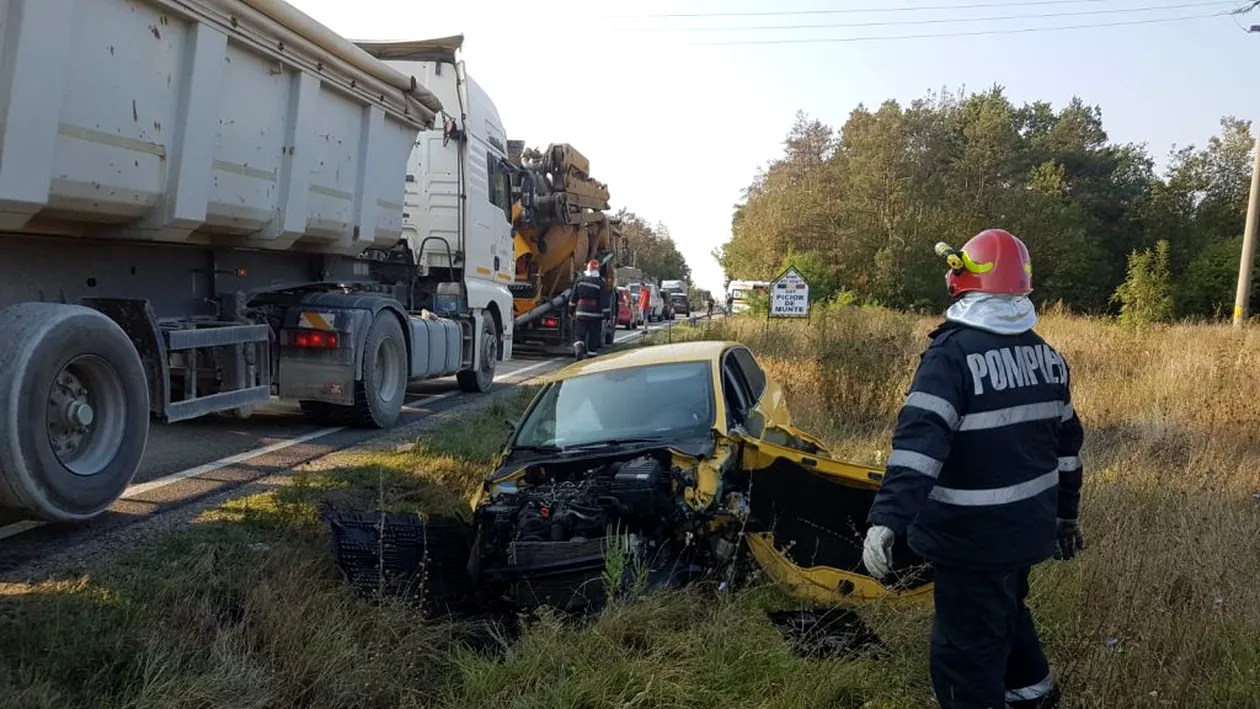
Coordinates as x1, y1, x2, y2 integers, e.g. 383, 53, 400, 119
726, 279, 770, 314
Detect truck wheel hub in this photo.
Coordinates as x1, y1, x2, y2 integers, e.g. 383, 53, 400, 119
483, 333, 497, 370
45, 356, 126, 476
67, 401, 95, 427
48, 369, 95, 460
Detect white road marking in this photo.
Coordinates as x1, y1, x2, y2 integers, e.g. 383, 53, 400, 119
120, 427, 344, 498
0, 322, 672, 541
398, 357, 558, 414
0, 521, 42, 542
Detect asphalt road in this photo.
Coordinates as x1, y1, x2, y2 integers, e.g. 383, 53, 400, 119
0, 314, 714, 574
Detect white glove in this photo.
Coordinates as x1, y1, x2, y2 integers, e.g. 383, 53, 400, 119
862, 525, 896, 580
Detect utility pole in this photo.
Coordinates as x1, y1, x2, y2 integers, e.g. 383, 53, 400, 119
1236, 23, 1260, 326
1235, 120, 1260, 327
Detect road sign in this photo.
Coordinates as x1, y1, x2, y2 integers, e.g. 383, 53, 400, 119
769, 266, 810, 318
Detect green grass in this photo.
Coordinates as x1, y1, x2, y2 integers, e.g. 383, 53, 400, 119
5, 308, 1259, 707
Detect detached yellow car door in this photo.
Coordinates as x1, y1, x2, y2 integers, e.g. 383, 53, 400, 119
715, 344, 935, 605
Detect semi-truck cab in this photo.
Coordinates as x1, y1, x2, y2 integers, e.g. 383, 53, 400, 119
357, 35, 517, 371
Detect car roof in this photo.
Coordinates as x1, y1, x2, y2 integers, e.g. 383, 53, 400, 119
542, 341, 740, 382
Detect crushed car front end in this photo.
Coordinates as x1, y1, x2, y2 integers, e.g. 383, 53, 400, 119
326, 341, 935, 617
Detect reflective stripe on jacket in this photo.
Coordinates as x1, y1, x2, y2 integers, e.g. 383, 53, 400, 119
867, 321, 1086, 570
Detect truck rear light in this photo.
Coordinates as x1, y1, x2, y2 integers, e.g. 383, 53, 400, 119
541, 317, 559, 329
288, 329, 339, 348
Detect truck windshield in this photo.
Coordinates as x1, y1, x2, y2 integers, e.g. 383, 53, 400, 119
513, 361, 715, 450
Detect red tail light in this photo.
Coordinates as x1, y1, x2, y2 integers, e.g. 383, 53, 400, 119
291, 330, 339, 348
541, 317, 559, 329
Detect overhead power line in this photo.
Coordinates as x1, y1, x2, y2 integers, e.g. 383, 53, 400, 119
685, 11, 1234, 45
596, 0, 1112, 19
603, 1, 1238, 33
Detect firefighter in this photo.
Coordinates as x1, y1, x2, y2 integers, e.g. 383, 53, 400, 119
862, 228, 1085, 709
571, 259, 606, 358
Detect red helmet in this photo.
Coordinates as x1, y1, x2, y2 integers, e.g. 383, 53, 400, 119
939, 228, 1032, 298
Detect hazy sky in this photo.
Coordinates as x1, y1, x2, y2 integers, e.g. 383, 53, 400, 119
288, 0, 1260, 295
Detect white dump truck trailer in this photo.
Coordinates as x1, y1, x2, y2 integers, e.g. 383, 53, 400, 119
0, 0, 517, 523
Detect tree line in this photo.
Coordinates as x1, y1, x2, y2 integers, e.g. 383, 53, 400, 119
615, 207, 692, 284
716, 86, 1257, 321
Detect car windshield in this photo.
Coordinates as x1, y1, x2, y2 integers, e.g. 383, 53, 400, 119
513, 361, 715, 450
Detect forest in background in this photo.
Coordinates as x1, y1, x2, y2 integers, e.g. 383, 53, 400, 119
615, 207, 692, 283
716, 86, 1257, 321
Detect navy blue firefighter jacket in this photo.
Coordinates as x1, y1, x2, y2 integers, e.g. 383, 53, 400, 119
867, 320, 1086, 571
572, 273, 608, 320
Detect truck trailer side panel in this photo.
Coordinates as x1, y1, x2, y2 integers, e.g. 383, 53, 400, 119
0, 0, 434, 253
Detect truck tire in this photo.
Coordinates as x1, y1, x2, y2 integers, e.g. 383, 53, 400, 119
457, 317, 497, 393
347, 312, 408, 428
304, 312, 407, 428
0, 303, 149, 522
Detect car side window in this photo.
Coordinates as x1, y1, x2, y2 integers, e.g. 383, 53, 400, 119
721, 351, 755, 424
730, 347, 766, 402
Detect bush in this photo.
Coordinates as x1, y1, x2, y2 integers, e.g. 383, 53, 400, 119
1111, 239, 1174, 326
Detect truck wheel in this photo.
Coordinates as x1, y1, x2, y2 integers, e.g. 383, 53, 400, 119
457, 317, 497, 393
0, 303, 149, 521
342, 312, 408, 429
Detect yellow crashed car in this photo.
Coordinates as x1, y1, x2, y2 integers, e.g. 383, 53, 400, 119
469, 341, 934, 611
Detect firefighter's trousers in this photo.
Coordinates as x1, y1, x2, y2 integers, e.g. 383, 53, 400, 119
574, 316, 602, 356
930, 565, 1058, 709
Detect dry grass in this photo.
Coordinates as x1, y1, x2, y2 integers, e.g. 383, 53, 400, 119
3, 308, 1260, 708
663, 305, 1260, 707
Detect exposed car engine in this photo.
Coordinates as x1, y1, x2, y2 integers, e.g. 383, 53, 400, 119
469, 452, 727, 612
478, 455, 670, 545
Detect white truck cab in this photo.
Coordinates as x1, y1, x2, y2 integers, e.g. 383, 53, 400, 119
358, 36, 516, 361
